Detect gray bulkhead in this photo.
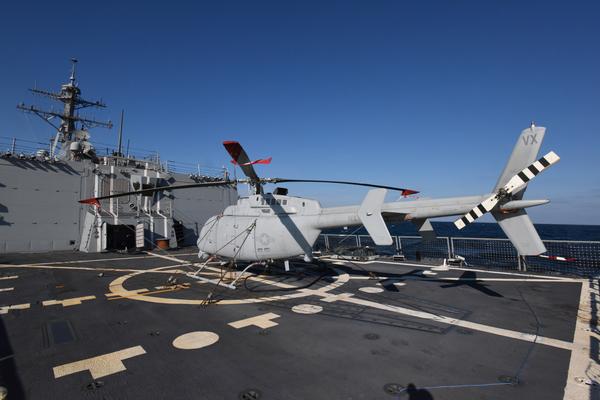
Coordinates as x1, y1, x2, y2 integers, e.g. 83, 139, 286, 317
0, 156, 236, 253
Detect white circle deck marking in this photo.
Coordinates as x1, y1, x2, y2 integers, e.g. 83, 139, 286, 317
292, 304, 323, 314
359, 287, 384, 293
173, 331, 219, 350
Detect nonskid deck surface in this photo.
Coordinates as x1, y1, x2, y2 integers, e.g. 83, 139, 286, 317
0, 248, 587, 399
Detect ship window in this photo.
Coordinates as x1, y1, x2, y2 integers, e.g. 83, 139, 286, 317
261, 199, 265, 205
282, 200, 287, 205
276, 199, 281, 205
302, 202, 305, 207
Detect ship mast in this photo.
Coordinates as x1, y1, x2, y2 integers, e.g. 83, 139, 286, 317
17, 59, 113, 160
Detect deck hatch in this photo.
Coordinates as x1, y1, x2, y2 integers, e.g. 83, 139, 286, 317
47, 320, 76, 345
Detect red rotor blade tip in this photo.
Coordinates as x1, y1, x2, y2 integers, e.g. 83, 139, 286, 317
79, 198, 101, 208
222, 141, 242, 161
401, 189, 419, 197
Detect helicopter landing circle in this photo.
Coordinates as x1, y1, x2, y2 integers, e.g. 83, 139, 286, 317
108, 264, 350, 305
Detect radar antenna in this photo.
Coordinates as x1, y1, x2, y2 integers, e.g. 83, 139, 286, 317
17, 59, 113, 160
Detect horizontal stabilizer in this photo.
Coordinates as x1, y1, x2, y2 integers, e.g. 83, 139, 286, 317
500, 199, 549, 211
492, 209, 546, 255
359, 189, 393, 246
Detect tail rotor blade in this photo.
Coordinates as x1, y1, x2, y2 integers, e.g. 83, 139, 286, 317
502, 151, 560, 195
454, 151, 560, 230
454, 193, 500, 230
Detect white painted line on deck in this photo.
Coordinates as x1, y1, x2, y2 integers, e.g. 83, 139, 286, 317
43, 296, 96, 307
0, 303, 30, 314
0, 288, 14, 292
349, 275, 572, 283
338, 295, 572, 350
26, 252, 199, 266
327, 259, 578, 281
228, 313, 281, 329
563, 280, 600, 400
0, 263, 186, 275
0, 276, 18, 281
53, 345, 146, 379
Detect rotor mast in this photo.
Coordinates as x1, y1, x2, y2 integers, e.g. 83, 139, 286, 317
17, 59, 113, 160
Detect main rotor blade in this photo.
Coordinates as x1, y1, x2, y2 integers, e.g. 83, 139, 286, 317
79, 180, 234, 206
454, 151, 560, 230
267, 178, 418, 195
223, 141, 261, 181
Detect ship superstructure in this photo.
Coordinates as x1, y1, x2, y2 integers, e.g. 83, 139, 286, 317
0, 60, 237, 253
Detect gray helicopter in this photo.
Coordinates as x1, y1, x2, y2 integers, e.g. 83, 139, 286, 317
81, 124, 559, 266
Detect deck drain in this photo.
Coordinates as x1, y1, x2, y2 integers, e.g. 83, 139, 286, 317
383, 383, 404, 395
497, 375, 517, 384
239, 388, 261, 400
364, 333, 380, 340
85, 380, 104, 391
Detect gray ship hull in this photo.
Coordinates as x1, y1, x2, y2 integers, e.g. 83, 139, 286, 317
0, 156, 236, 253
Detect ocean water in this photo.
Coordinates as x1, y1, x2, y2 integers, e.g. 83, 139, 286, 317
325, 222, 600, 241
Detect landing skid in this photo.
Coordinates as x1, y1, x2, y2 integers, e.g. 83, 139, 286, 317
186, 260, 266, 290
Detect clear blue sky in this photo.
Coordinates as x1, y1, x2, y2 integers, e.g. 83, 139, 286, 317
1, 1, 598, 224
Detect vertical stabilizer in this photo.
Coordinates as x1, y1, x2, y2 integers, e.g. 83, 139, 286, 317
494, 124, 546, 198
492, 209, 546, 255
359, 189, 393, 246
491, 124, 548, 256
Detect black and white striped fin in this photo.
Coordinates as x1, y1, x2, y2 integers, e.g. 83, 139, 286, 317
503, 151, 560, 194
454, 150, 559, 230
454, 194, 500, 230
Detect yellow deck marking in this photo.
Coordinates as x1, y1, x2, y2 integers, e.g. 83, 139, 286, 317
563, 280, 600, 399
0, 288, 14, 292
107, 285, 190, 301
318, 292, 355, 303
105, 289, 149, 298
0, 303, 30, 314
53, 345, 146, 379
228, 313, 281, 329
43, 296, 96, 307
106, 253, 350, 305
172, 331, 219, 350
0, 276, 18, 280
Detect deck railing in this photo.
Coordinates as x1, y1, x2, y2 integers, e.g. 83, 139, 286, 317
315, 233, 600, 276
